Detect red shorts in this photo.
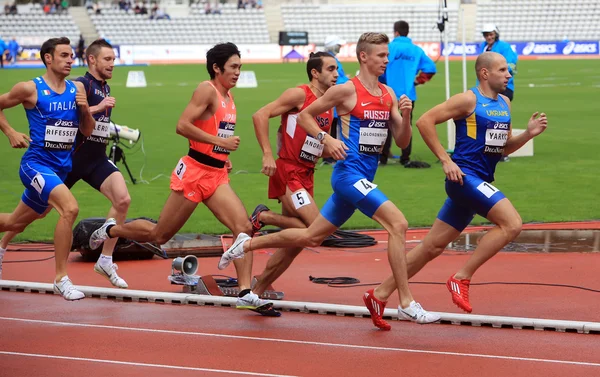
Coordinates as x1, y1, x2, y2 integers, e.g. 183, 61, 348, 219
170, 155, 229, 203
268, 158, 314, 200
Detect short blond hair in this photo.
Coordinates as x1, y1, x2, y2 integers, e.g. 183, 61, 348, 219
356, 32, 390, 62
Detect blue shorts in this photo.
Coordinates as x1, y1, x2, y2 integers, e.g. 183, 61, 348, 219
64, 155, 119, 191
321, 170, 388, 227
437, 174, 506, 232
19, 161, 69, 214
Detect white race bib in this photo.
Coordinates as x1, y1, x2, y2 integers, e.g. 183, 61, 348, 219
31, 173, 46, 194
485, 129, 508, 147
299, 135, 324, 163
92, 120, 110, 139
174, 158, 186, 180
353, 178, 377, 196
359, 119, 388, 154
291, 190, 312, 210
476, 181, 499, 198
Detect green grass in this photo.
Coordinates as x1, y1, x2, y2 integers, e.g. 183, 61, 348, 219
1, 59, 599, 240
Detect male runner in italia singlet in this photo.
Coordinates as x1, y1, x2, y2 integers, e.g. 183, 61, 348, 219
220, 33, 441, 329
371, 52, 547, 314
247, 51, 337, 296
89, 42, 278, 315
1, 39, 130, 289
0, 37, 95, 300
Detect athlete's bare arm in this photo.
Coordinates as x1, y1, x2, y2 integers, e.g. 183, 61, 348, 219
500, 94, 547, 155
0, 81, 35, 148
176, 82, 240, 152
385, 86, 412, 149
416, 91, 475, 185
74, 81, 95, 137
252, 87, 306, 176
90, 96, 116, 115
298, 83, 353, 160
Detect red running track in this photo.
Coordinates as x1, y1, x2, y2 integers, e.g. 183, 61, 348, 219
1, 222, 599, 376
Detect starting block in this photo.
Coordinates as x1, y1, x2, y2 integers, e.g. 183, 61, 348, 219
178, 275, 284, 301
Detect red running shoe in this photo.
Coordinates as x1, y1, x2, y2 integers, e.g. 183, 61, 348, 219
447, 275, 472, 313
362, 289, 391, 331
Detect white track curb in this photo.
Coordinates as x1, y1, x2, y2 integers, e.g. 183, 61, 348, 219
2, 280, 598, 334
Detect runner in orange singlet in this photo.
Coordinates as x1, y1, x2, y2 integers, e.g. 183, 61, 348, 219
248, 52, 337, 296
89, 43, 278, 316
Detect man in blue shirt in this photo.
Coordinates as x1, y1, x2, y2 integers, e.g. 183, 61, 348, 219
480, 24, 517, 101
7, 36, 19, 65
322, 35, 349, 165
379, 21, 436, 167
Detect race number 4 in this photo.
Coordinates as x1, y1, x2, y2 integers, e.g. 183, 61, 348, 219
174, 159, 186, 180
291, 190, 311, 210
31, 173, 46, 195
476, 181, 499, 198
353, 178, 377, 196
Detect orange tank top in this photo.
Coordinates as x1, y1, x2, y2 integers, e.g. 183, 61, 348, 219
189, 81, 237, 162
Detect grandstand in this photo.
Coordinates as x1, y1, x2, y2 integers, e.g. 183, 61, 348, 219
0, 4, 80, 45
0, 0, 598, 49
90, 2, 270, 46
280, 3, 459, 45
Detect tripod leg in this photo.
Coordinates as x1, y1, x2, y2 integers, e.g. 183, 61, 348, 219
120, 154, 137, 184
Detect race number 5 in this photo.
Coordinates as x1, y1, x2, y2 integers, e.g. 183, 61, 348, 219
174, 159, 186, 180
31, 173, 46, 195
353, 178, 377, 196
292, 190, 311, 210
476, 181, 499, 198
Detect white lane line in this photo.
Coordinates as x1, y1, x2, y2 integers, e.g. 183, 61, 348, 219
0, 316, 598, 368
0, 351, 296, 377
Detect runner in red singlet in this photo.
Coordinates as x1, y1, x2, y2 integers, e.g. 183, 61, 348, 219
248, 52, 338, 296
89, 42, 278, 316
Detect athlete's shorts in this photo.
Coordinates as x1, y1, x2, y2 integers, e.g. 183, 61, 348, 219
437, 174, 506, 232
321, 169, 388, 227
64, 155, 120, 191
268, 159, 314, 200
19, 161, 70, 214
170, 155, 229, 203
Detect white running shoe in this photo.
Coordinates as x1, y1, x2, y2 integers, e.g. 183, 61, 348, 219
218, 232, 250, 270
398, 301, 441, 324
53, 276, 85, 301
236, 291, 270, 310
94, 262, 128, 288
89, 218, 117, 250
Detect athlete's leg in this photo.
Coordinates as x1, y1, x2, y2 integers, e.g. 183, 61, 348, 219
455, 198, 521, 280
252, 187, 320, 296
256, 208, 306, 229
0, 206, 51, 248
106, 190, 198, 244
203, 184, 255, 290
374, 218, 461, 301
47, 185, 80, 282
369, 201, 413, 308
98, 171, 131, 257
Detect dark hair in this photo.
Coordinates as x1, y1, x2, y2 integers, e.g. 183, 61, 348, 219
206, 42, 241, 79
306, 51, 332, 81
40, 37, 71, 67
394, 20, 409, 37
85, 38, 113, 60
